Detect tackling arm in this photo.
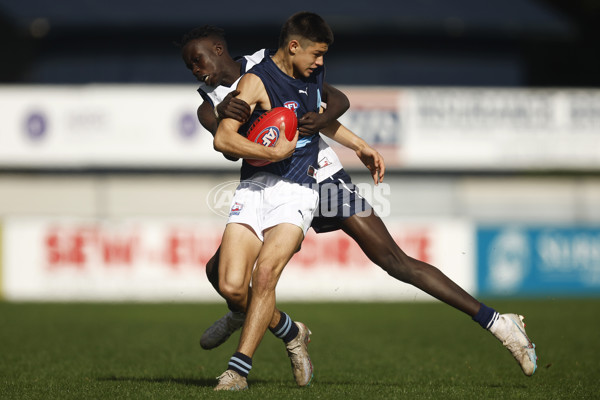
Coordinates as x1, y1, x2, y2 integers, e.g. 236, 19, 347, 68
297, 82, 350, 136
197, 101, 219, 136
322, 82, 350, 119
197, 100, 240, 162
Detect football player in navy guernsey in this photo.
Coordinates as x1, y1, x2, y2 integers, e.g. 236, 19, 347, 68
208, 12, 384, 391
182, 25, 329, 389
180, 14, 537, 391
181, 23, 383, 390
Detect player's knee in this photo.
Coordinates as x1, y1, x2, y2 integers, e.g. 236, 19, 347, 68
377, 251, 415, 283
219, 280, 247, 305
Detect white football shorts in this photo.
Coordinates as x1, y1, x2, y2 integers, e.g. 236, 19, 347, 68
227, 172, 319, 241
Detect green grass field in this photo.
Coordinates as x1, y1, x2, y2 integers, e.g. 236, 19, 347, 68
1, 299, 598, 399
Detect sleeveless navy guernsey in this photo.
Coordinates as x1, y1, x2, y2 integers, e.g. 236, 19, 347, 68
239, 50, 324, 184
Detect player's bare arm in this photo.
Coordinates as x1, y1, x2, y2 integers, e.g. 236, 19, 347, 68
321, 121, 385, 184
218, 83, 348, 136
213, 73, 298, 162
297, 82, 350, 136
196, 100, 241, 162
197, 92, 251, 136
197, 101, 218, 135
216, 90, 251, 123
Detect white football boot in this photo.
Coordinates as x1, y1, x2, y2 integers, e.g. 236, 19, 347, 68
214, 370, 248, 391
489, 313, 537, 376
200, 311, 245, 350
285, 322, 314, 386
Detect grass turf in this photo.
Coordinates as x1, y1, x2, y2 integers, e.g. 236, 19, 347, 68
0, 299, 599, 399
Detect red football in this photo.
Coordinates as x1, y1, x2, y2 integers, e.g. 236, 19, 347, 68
245, 107, 298, 167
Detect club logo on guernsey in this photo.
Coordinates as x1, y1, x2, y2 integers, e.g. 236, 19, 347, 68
230, 202, 243, 216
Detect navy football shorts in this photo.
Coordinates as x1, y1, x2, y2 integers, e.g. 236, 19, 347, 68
311, 169, 372, 233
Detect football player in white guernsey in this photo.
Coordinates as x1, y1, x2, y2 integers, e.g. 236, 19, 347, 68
181, 18, 537, 390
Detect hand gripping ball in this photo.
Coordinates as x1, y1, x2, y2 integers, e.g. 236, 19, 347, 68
245, 107, 297, 167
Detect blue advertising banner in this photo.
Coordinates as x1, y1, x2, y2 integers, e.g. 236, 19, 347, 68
477, 226, 600, 296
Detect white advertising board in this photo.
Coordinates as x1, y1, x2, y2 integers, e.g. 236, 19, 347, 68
399, 88, 600, 170
1, 217, 474, 302
3, 85, 597, 170
332, 87, 600, 170
0, 85, 229, 169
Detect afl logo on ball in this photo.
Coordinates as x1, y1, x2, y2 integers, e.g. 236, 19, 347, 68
254, 127, 279, 147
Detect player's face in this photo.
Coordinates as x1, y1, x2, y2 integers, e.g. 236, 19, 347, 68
182, 39, 222, 86
293, 41, 328, 78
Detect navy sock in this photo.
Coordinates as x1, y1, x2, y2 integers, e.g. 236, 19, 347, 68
228, 352, 252, 378
472, 302, 499, 330
269, 311, 299, 343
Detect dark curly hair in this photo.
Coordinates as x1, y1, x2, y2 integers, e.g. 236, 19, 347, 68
177, 25, 226, 48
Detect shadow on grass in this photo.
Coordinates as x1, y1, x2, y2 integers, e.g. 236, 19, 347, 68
97, 375, 268, 388
486, 382, 529, 389
312, 380, 400, 387
98, 376, 524, 391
